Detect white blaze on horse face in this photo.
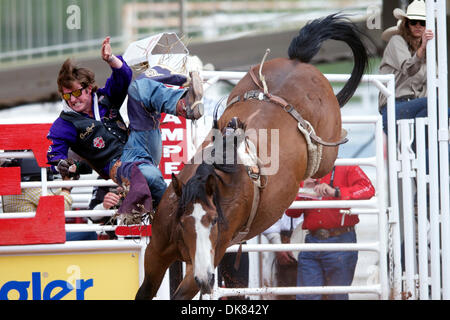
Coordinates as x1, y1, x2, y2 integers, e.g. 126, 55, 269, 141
192, 203, 214, 284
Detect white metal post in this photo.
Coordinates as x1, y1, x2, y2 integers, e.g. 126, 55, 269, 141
40, 167, 48, 196
416, 118, 430, 300
385, 75, 403, 300
398, 119, 418, 300
436, 0, 450, 300
375, 115, 389, 300
426, 0, 442, 300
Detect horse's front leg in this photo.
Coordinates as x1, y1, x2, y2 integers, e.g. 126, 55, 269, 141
135, 244, 174, 300
171, 263, 200, 300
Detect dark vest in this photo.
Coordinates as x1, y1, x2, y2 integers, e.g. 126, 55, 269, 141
60, 95, 128, 177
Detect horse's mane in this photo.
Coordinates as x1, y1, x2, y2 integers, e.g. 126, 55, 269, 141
176, 134, 241, 226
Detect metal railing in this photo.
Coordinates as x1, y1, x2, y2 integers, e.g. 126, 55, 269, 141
0, 70, 393, 300
183, 71, 393, 300
210, 114, 388, 300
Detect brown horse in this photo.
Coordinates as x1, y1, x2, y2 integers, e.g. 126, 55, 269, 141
135, 14, 368, 300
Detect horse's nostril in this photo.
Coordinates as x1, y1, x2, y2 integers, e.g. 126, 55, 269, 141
194, 274, 215, 294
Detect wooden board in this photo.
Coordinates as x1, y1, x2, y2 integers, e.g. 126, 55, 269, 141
0, 167, 21, 195
0, 196, 66, 246
0, 123, 52, 167
0, 123, 66, 245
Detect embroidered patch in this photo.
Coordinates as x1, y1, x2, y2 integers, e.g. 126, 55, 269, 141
93, 136, 105, 149
80, 123, 95, 139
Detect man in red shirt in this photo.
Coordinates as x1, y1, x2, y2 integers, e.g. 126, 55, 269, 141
286, 165, 375, 300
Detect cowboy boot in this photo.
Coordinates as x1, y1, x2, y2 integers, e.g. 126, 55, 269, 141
176, 71, 204, 120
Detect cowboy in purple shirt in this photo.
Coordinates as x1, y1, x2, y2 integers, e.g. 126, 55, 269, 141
47, 36, 203, 217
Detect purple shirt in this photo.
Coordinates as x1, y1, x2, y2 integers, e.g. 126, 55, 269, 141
47, 56, 132, 174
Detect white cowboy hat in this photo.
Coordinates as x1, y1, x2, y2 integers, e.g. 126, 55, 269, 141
381, 19, 402, 42
381, 0, 427, 42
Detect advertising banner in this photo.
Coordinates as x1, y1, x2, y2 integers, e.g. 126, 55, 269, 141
159, 113, 188, 181
0, 252, 140, 300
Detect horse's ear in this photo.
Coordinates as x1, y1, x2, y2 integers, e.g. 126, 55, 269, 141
172, 173, 183, 197
205, 174, 216, 196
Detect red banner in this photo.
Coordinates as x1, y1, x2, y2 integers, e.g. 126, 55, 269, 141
0, 124, 66, 245
159, 113, 188, 180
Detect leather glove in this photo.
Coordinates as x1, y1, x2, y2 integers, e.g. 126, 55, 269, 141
57, 159, 80, 180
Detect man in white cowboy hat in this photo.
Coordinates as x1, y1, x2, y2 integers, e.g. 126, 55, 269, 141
378, 0, 435, 135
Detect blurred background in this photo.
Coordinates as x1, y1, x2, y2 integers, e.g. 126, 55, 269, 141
0, 0, 403, 108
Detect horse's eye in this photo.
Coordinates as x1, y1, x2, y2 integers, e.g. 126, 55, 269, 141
211, 217, 218, 225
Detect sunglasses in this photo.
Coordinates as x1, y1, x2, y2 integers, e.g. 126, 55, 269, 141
409, 20, 425, 27
62, 86, 86, 101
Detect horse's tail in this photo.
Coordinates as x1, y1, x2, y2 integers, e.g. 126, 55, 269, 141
288, 13, 369, 107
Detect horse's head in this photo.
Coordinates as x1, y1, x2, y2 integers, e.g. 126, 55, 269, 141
172, 164, 226, 294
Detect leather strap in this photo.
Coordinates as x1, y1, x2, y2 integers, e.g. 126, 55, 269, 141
229, 179, 260, 246
244, 67, 348, 147
309, 226, 355, 240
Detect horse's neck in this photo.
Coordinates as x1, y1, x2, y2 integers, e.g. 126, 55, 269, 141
217, 166, 251, 210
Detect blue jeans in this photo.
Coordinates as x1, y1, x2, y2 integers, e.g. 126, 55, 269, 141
381, 97, 428, 135
66, 232, 97, 241
381, 97, 450, 133
120, 131, 167, 206
119, 78, 185, 206
127, 76, 184, 129
296, 230, 358, 300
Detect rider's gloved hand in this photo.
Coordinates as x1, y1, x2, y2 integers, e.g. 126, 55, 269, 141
56, 159, 80, 180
